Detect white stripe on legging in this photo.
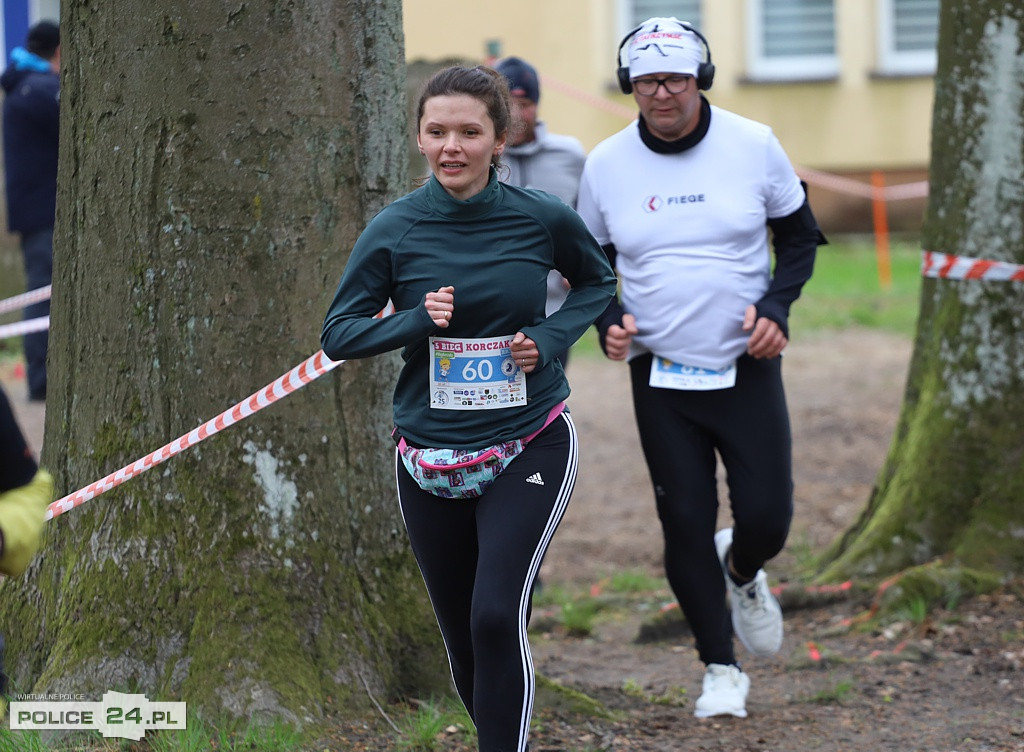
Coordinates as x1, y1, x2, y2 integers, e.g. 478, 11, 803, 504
515, 412, 578, 752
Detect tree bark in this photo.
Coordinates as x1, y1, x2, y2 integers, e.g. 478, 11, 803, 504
820, 1, 1024, 583
0, 0, 447, 721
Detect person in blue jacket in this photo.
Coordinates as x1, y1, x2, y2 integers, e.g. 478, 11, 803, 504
322, 65, 616, 752
1, 20, 61, 402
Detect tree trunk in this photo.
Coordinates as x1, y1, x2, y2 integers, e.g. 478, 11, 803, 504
0, 0, 447, 721
819, 1, 1024, 585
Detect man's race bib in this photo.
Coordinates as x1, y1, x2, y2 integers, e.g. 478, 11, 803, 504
429, 335, 526, 410
649, 356, 737, 391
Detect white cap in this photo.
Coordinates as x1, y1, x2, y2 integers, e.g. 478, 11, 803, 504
627, 17, 704, 79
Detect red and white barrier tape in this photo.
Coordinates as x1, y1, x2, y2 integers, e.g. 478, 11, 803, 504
880, 181, 930, 201
796, 166, 928, 202
0, 285, 52, 316
539, 73, 637, 121
922, 250, 1024, 281
0, 315, 49, 340
46, 301, 395, 521
46, 349, 345, 520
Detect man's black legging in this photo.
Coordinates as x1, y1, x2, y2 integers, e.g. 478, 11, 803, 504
396, 413, 577, 752
629, 353, 793, 667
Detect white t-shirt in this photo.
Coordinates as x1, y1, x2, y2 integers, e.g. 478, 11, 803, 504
577, 106, 805, 370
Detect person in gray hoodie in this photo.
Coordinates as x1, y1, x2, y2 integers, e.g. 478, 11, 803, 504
494, 56, 586, 369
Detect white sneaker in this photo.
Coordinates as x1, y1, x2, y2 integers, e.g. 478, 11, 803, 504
715, 528, 784, 657
694, 663, 750, 718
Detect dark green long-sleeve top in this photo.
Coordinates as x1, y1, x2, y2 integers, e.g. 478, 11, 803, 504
321, 171, 617, 450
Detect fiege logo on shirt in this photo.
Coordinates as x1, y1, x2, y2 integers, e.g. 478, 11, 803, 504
642, 194, 706, 213
642, 195, 663, 212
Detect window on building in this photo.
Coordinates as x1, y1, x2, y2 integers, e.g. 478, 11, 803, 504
877, 0, 939, 75
622, 1, 703, 34
746, 0, 838, 81
34, 0, 62, 24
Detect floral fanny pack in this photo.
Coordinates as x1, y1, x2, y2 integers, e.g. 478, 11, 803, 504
395, 402, 565, 500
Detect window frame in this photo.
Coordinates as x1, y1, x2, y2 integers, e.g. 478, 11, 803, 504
876, 0, 938, 76
619, 0, 703, 37
31, 0, 62, 24
745, 0, 839, 82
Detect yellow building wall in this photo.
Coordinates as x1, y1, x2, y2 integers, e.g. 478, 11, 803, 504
403, 0, 627, 150
402, 0, 934, 174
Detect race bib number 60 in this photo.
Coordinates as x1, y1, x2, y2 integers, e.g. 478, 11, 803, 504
429, 335, 527, 410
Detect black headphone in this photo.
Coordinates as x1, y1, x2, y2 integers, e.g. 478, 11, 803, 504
616, 19, 715, 94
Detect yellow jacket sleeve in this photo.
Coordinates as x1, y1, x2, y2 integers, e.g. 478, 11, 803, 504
0, 469, 54, 577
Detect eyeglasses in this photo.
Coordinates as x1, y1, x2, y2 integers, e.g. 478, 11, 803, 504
632, 75, 693, 96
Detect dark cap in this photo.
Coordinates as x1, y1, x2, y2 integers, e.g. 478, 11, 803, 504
494, 56, 540, 104
27, 20, 60, 59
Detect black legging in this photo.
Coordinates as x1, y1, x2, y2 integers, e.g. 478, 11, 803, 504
396, 413, 577, 752
21, 228, 52, 400
629, 353, 792, 666
0, 385, 38, 493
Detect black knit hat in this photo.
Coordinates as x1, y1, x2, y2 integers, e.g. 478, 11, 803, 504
27, 20, 60, 59
494, 57, 540, 104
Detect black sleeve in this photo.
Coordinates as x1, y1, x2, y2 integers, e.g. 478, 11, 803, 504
755, 187, 828, 338
593, 243, 627, 356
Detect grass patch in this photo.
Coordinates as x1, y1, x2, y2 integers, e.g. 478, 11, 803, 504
786, 531, 818, 573
570, 326, 604, 360
893, 595, 929, 626
0, 715, 305, 752
793, 237, 922, 336
144, 715, 286, 752
531, 581, 576, 610
530, 571, 671, 637
621, 678, 688, 707
0, 729, 138, 751
394, 696, 475, 751
0, 729, 52, 751
801, 678, 856, 704
534, 675, 614, 720
603, 570, 665, 595
559, 597, 604, 637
